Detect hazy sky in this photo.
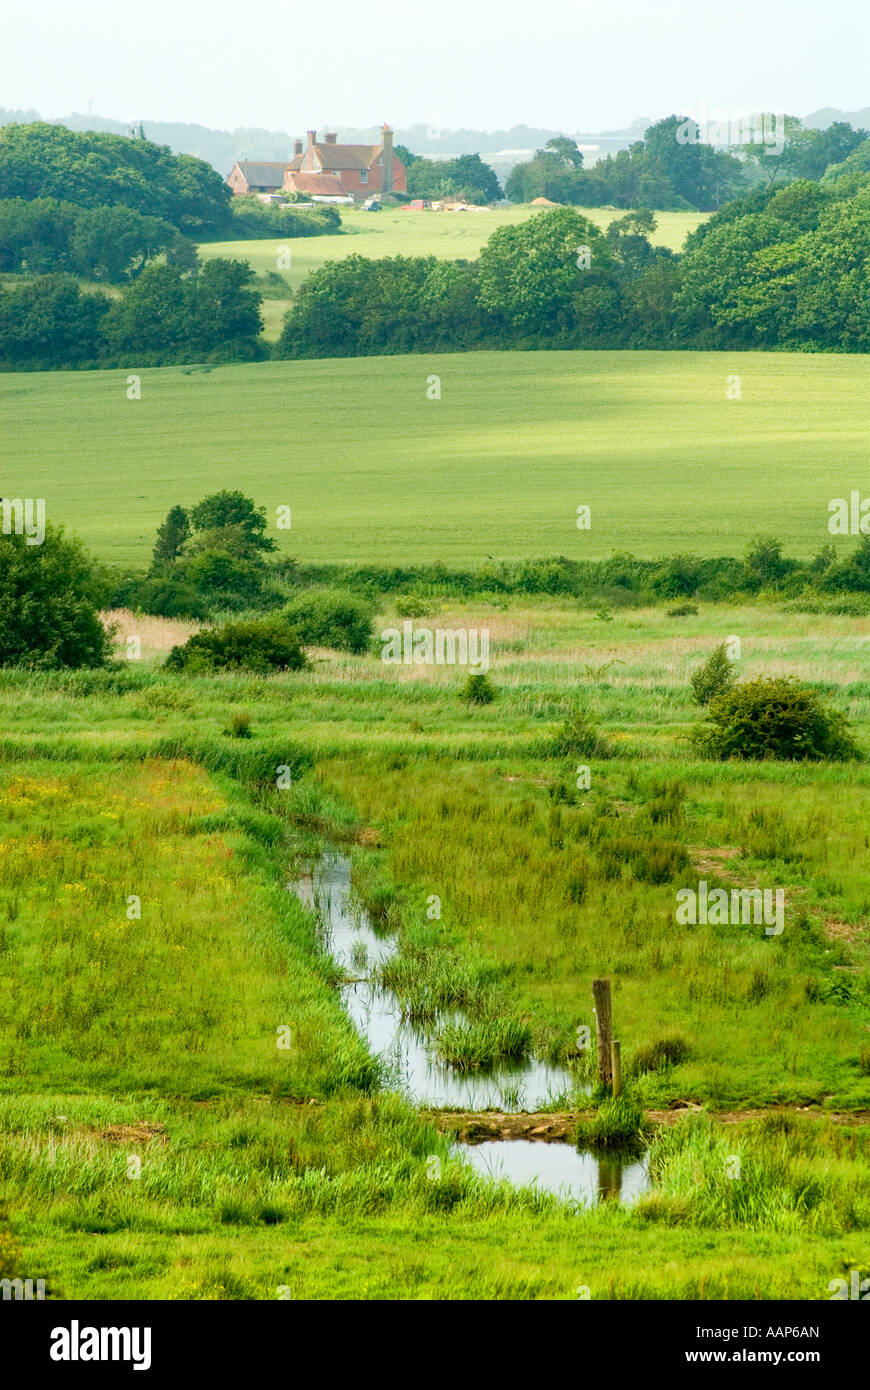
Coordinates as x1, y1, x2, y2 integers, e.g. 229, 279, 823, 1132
6, 0, 870, 132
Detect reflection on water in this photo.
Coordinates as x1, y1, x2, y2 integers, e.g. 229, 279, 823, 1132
292, 851, 580, 1111
459, 1139, 650, 1206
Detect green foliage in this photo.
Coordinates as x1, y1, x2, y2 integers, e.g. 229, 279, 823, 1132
223, 711, 253, 739
507, 116, 743, 211
460, 673, 496, 704
693, 677, 859, 761
189, 491, 275, 556
228, 197, 341, 239
104, 259, 263, 364
123, 574, 207, 620
164, 617, 306, 674
0, 122, 232, 236
690, 643, 736, 705
0, 524, 111, 668
406, 153, 502, 204
552, 708, 609, 758
283, 590, 374, 653
574, 1094, 649, 1150
433, 1018, 532, 1071
151, 505, 191, 567
0, 273, 110, 369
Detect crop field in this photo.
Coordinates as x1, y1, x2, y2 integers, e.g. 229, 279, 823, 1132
2, 349, 867, 568
0, 597, 868, 1299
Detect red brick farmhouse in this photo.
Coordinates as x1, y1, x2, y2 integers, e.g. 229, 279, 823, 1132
227, 126, 406, 202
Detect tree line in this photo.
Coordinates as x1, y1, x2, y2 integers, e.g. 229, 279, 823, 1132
505, 117, 868, 211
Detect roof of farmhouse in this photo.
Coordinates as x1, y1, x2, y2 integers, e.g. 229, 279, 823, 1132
233, 161, 291, 183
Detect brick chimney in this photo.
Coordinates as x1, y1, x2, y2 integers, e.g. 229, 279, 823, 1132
306, 130, 316, 170
381, 123, 394, 194
325, 131, 337, 144
294, 138, 303, 156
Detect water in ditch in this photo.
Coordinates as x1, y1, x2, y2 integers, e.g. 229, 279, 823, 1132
292, 849, 579, 1111
293, 849, 651, 1203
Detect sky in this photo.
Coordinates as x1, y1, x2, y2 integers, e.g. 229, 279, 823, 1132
5, 0, 870, 133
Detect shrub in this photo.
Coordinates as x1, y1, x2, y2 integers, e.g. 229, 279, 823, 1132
283, 590, 373, 653
164, 617, 306, 674
552, 708, 610, 757
461, 673, 496, 704
177, 549, 280, 613
692, 677, 859, 762
0, 524, 112, 668
126, 574, 207, 620
224, 712, 252, 738
598, 835, 689, 884
667, 602, 698, 617
690, 642, 735, 705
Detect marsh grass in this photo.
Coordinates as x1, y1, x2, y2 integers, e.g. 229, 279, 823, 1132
433, 1019, 533, 1071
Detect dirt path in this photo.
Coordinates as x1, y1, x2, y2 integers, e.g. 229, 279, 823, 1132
426, 1103, 870, 1143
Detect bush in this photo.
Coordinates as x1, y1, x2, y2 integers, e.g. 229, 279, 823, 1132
690, 642, 736, 705
126, 574, 207, 620
552, 708, 610, 757
461, 673, 496, 704
693, 677, 859, 761
283, 590, 373, 653
223, 711, 252, 739
164, 617, 306, 674
667, 602, 698, 617
0, 524, 112, 668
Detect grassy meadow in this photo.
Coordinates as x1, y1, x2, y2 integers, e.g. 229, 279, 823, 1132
1, 349, 867, 567
0, 591, 868, 1298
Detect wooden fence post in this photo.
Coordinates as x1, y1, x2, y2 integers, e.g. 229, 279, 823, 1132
610, 1039, 622, 1098
592, 977, 613, 1087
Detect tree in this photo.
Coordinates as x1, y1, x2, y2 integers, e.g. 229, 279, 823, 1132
151, 505, 190, 568
0, 524, 112, 668
103, 263, 190, 360
69, 205, 172, 281
186, 258, 263, 358
188, 490, 275, 554
544, 137, 584, 169
0, 122, 232, 236
0, 197, 77, 273
477, 207, 615, 337
0, 274, 110, 369
165, 233, 200, 274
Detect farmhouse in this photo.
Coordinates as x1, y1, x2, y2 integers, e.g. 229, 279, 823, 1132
226, 161, 292, 196
227, 127, 406, 202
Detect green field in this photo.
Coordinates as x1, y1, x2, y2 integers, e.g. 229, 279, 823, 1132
0, 597, 868, 1299
1, 349, 865, 568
